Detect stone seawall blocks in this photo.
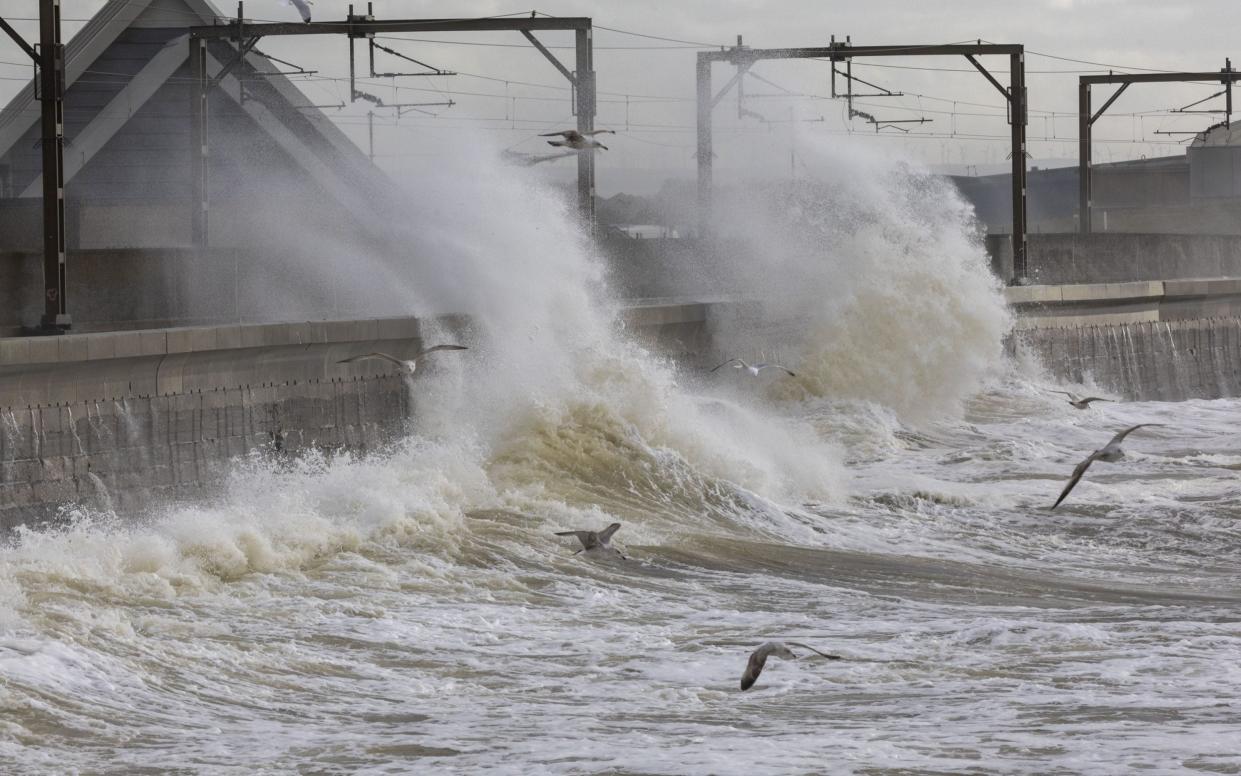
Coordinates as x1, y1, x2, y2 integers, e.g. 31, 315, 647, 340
0, 373, 413, 529
1014, 317, 1241, 402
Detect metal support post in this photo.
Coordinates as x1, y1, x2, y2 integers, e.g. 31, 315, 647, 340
1078, 81, 1091, 233
189, 36, 208, 246
1078, 65, 1240, 235
575, 27, 595, 232
1227, 58, 1234, 128
186, 15, 594, 238
1009, 49, 1028, 283
695, 53, 712, 237
38, 0, 69, 329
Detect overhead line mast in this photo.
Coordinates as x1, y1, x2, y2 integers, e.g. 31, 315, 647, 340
188, 6, 597, 243
1, 0, 70, 332
697, 39, 1030, 284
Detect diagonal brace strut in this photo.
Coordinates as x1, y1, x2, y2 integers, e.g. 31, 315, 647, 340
964, 54, 1009, 101
208, 36, 261, 90
1090, 82, 1129, 125
0, 16, 39, 61
711, 62, 752, 108
521, 30, 576, 85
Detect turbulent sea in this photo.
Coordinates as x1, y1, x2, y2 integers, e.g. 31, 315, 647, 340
3, 143, 1240, 774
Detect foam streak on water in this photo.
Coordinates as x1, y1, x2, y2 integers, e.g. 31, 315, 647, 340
3, 136, 1240, 774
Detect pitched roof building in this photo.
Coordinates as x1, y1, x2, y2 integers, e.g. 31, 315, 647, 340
0, 0, 408, 332
0, 0, 388, 250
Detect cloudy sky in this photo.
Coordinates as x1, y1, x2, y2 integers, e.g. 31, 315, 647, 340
3, 0, 1240, 191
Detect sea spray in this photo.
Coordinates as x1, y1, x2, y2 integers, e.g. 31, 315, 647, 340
1, 120, 1239, 776
375, 134, 847, 509
86, 472, 115, 515
64, 405, 86, 457
1, 410, 21, 461
703, 138, 1011, 421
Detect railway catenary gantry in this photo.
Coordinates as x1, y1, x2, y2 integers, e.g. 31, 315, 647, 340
697, 40, 1031, 285
1078, 62, 1238, 234
1, 0, 70, 332
188, 7, 597, 246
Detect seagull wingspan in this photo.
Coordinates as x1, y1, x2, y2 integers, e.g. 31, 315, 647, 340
756, 364, 797, 377
287, 0, 312, 23
1107, 423, 1160, 447
786, 642, 843, 660
554, 530, 594, 548
539, 130, 582, 141
740, 650, 769, 691
1051, 452, 1099, 509
337, 352, 404, 366
710, 358, 741, 372
413, 344, 468, 360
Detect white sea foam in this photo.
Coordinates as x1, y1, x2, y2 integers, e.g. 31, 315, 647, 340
3, 134, 1239, 774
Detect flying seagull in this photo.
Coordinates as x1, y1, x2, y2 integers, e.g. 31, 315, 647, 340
1051, 390, 1112, 410
1050, 423, 1162, 509
555, 522, 626, 559
710, 358, 796, 378
539, 129, 616, 151
740, 641, 843, 691
337, 345, 467, 375
285, 0, 312, 23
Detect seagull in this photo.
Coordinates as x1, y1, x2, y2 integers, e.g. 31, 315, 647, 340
337, 345, 467, 375
1050, 423, 1163, 509
1051, 390, 1112, 410
710, 358, 796, 378
539, 129, 615, 151
555, 522, 627, 559
740, 641, 843, 691
285, 0, 312, 23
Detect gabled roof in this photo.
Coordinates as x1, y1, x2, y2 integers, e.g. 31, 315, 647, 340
0, 0, 235, 159
0, 0, 386, 224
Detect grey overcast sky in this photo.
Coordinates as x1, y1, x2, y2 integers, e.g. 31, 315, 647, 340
3, 1, 1241, 191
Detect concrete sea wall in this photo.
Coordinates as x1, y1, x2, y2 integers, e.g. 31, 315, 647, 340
1008, 278, 1241, 401
1014, 318, 1241, 402
0, 302, 724, 529
4, 282, 1241, 530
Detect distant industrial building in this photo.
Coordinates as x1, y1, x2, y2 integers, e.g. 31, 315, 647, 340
952, 122, 1241, 235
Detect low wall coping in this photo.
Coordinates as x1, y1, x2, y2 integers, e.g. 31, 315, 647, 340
1006, 277, 1241, 308
0, 302, 720, 369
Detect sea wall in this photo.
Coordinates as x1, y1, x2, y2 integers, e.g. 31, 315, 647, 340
1013, 318, 1241, 402
4, 281, 1241, 530
0, 302, 726, 529
1007, 278, 1241, 401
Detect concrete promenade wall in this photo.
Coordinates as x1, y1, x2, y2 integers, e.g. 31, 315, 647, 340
1007, 278, 1241, 401
4, 285, 1241, 529
0, 302, 726, 529
1013, 318, 1241, 402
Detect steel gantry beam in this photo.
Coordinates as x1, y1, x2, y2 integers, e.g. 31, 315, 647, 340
1078, 62, 1238, 233
1, 0, 70, 331
188, 12, 596, 244
697, 41, 1031, 284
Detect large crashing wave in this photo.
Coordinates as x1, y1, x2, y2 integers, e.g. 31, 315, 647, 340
704, 139, 1012, 421
0, 132, 1009, 603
